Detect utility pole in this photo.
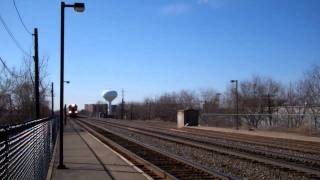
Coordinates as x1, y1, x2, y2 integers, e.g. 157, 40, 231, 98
8, 94, 12, 125
51, 82, 54, 117
121, 89, 124, 119
267, 93, 272, 126
148, 102, 151, 120
130, 105, 133, 120
34, 28, 40, 119
235, 81, 239, 130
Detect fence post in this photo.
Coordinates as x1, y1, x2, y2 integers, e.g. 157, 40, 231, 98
4, 126, 9, 179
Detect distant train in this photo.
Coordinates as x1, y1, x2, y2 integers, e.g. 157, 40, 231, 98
68, 104, 78, 118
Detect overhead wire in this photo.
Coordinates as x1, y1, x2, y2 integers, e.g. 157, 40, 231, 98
0, 56, 24, 78
11, 0, 36, 87
0, 14, 31, 57
12, 0, 32, 35
0, 1, 35, 94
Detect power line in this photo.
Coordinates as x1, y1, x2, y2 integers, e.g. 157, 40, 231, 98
12, 0, 32, 35
0, 56, 24, 78
0, 13, 31, 57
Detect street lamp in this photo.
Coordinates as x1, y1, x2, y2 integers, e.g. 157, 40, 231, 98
73, 3, 85, 12
216, 93, 221, 108
64, 81, 70, 84
230, 80, 239, 130
304, 102, 311, 135
59, 1, 85, 169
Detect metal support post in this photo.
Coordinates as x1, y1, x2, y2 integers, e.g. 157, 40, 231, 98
34, 28, 40, 119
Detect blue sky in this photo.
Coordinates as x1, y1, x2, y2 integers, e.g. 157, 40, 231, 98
1, 0, 320, 109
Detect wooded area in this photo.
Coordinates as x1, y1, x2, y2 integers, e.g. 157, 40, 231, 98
0, 56, 51, 125
123, 65, 320, 134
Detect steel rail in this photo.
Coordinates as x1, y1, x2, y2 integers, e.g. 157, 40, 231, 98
75, 119, 177, 180
76, 118, 234, 180
87, 118, 320, 179
184, 128, 320, 152
95, 120, 320, 165
99, 118, 320, 154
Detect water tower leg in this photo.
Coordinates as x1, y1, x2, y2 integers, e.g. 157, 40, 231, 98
108, 102, 112, 115
106, 103, 108, 117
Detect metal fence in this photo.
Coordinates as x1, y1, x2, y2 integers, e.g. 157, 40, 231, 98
200, 113, 320, 131
0, 117, 58, 180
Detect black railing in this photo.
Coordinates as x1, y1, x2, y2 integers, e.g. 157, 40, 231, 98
0, 117, 58, 180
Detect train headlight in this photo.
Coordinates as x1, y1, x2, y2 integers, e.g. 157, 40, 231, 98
75, 111, 78, 113
68, 111, 72, 113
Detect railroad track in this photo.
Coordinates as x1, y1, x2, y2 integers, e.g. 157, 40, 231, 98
102, 118, 320, 155
74, 118, 233, 180
182, 128, 320, 153
90, 118, 320, 166
84, 118, 320, 179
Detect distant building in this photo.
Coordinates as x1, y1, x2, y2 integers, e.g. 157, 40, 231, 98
84, 104, 108, 117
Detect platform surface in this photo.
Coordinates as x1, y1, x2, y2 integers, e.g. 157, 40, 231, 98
48, 120, 150, 180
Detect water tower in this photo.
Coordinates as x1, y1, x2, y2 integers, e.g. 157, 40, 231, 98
102, 90, 117, 115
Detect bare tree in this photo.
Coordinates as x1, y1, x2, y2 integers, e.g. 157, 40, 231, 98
298, 65, 320, 129
199, 88, 220, 113
233, 75, 284, 128
177, 90, 198, 108
0, 56, 51, 125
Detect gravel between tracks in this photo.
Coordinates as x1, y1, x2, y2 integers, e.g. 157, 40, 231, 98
171, 130, 320, 161
97, 123, 317, 180
106, 120, 320, 162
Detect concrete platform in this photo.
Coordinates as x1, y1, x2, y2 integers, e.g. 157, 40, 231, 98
47, 120, 151, 180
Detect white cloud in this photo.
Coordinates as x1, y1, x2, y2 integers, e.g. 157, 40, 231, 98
197, 0, 210, 4
160, 3, 191, 15
159, 0, 228, 16
197, 0, 228, 8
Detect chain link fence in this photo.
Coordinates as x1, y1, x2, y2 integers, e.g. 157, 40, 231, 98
0, 117, 58, 180
200, 113, 320, 135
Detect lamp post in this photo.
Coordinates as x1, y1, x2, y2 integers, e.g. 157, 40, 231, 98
59, 1, 85, 169
304, 102, 311, 135
262, 93, 274, 126
51, 82, 54, 117
230, 80, 239, 130
216, 93, 221, 108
